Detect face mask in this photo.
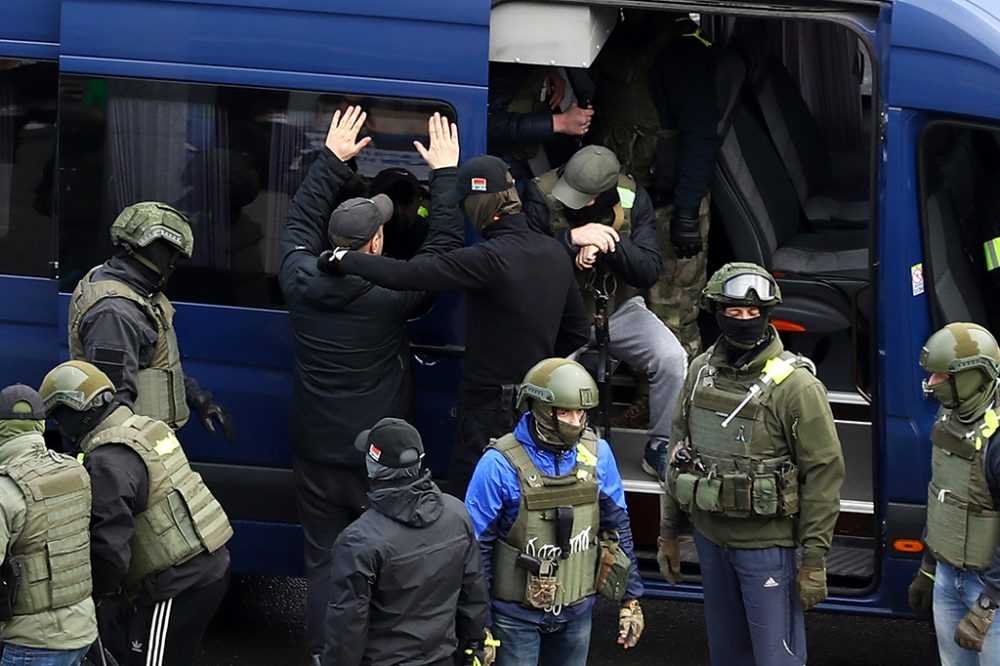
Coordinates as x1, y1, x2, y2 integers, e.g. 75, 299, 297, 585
564, 187, 619, 226
531, 403, 586, 451
135, 240, 182, 289
716, 310, 770, 349
926, 370, 998, 422
462, 186, 522, 234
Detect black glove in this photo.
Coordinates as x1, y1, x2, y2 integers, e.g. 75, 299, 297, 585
670, 206, 702, 259
190, 389, 236, 443
459, 641, 485, 666
907, 562, 935, 618
316, 248, 346, 275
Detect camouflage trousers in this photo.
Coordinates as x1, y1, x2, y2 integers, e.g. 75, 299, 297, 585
644, 196, 711, 360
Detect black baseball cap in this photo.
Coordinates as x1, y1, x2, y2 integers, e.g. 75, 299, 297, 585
327, 194, 394, 249
0, 384, 45, 420
354, 417, 425, 468
441, 155, 514, 205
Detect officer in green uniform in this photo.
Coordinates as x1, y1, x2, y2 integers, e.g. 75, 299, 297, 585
908, 322, 1000, 663
590, 11, 720, 361
40, 361, 232, 666
0, 384, 96, 666
67, 202, 235, 441
465, 358, 645, 665
523, 144, 687, 481
659, 263, 844, 665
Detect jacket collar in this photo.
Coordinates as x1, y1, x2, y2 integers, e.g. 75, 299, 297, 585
708, 325, 785, 375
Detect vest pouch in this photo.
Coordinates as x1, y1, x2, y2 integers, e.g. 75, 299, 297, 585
752, 475, 780, 516
925, 483, 969, 569
126, 489, 206, 594
721, 473, 752, 513
174, 475, 233, 554
964, 509, 1000, 571
673, 473, 699, 512
13, 530, 91, 615
777, 464, 800, 516
596, 532, 631, 601
490, 539, 527, 603
135, 367, 179, 428
554, 548, 599, 608
695, 476, 723, 513
526, 568, 559, 610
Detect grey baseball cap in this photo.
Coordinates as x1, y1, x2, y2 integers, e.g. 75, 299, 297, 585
552, 145, 621, 210
327, 194, 394, 249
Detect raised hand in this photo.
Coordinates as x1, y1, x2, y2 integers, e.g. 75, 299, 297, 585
414, 112, 460, 169
325, 106, 372, 162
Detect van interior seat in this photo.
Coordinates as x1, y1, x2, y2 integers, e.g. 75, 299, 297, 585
727, 19, 869, 228
715, 50, 746, 137
713, 100, 869, 280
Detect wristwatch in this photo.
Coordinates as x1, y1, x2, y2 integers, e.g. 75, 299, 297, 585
979, 595, 999, 611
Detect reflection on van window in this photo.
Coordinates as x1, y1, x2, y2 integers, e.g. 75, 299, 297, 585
0, 59, 57, 278
56, 75, 454, 308
922, 122, 1000, 334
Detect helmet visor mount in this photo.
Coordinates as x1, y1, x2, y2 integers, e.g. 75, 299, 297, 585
721, 273, 776, 303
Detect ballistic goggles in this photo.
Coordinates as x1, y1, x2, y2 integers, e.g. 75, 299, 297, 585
722, 273, 777, 302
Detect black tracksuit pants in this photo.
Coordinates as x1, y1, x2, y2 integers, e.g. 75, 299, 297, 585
447, 394, 519, 500
126, 573, 229, 666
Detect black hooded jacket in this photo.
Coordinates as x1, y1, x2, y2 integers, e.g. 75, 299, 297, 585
322, 472, 489, 666
279, 149, 463, 465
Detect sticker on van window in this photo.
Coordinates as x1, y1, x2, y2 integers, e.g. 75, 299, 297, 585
911, 263, 924, 296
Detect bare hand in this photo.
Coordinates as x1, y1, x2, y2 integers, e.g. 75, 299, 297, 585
546, 74, 566, 109
569, 223, 619, 253
553, 103, 594, 137
575, 245, 599, 270
325, 106, 372, 162
413, 112, 460, 169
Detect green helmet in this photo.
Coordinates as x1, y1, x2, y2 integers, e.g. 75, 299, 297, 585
38, 361, 115, 414
110, 202, 194, 259
517, 358, 599, 412
701, 262, 782, 310
920, 322, 1000, 409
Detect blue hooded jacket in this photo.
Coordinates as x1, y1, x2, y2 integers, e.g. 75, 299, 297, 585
465, 412, 644, 625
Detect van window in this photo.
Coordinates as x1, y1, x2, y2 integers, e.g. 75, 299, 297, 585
0, 59, 57, 278
920, 121, 1000, 333
56, 75, 454, 308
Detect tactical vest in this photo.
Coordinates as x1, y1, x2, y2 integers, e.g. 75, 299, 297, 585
925, 408, 1000, 571
0, 433, 92, 615
81, 414, 232, 595
490, 67, 551, 161
671, 352, 812, 518
68, 266, 190, 429
489, 432, 601, 611
533, 170, 638, 315
591, 29, 707, 189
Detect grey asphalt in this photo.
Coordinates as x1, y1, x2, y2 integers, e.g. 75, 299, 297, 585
196, 576, 940, 665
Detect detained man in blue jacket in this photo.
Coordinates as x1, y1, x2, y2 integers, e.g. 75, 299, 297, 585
465, 357, 644, 666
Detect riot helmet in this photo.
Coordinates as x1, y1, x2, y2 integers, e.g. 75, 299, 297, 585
110, 202, 193, 285
517, 358, 598, 450
703, 262, 781, 350
38, 361, 115, 414
920, 322, 1000, 419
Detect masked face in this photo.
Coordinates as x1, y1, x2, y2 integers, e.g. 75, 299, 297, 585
924, 369, 997, 420
136, 239, 182, 289
531, 403, 587, 450
716, 306, 770, 350
563, 187, 619, 226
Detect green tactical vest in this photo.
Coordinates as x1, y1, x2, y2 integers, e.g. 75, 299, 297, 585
490, 67, 551, 161
673, 351, 812, 518
533, 170, 638, 315
925, 407, 1000, 571
0, 433, 92, 616
68, 266, 190, 430
489, 431, 601, 610
80, 413, 232, 596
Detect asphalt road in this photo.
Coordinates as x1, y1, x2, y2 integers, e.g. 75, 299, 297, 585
197, 576, 941, 665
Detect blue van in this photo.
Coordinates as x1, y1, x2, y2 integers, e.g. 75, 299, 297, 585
0, 0, 998, 616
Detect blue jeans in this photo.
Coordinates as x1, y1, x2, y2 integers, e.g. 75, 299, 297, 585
694, 531, 806, 666
934, 562, 1000, 665
492, 609, 592, 666
0, 644, 89, 666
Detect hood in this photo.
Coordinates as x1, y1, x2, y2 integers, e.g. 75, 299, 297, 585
301, 271, 375, 310
368, 471, 444, 527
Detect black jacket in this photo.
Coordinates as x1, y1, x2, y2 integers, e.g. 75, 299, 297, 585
279, 149, 463, 465
338, 212, 591, 406
85, 420, 230, 606
322, 472, 489, 666
522, 180, 662, 292
486, 63, 555, 153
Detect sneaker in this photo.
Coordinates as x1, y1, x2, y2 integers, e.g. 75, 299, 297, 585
611, 395, 650, 429
642, 439, 669, 481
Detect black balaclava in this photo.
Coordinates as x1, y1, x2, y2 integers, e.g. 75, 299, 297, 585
716, 306, 772, 350
50, 395, 117, 443
564, 187, 620, 226
132, 239, 182, 290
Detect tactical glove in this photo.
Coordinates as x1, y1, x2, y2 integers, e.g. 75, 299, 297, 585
483, 628, 499, 666
955, 594, 997, 652
796, 567, 827, 611
617, 599, 644, 649
907, 562, 935, 618
460, 641, 485, 666
670, 206, 702, 259
316, 249, 343, 275
656, 536, 681, 585
189, 389, 236, 443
